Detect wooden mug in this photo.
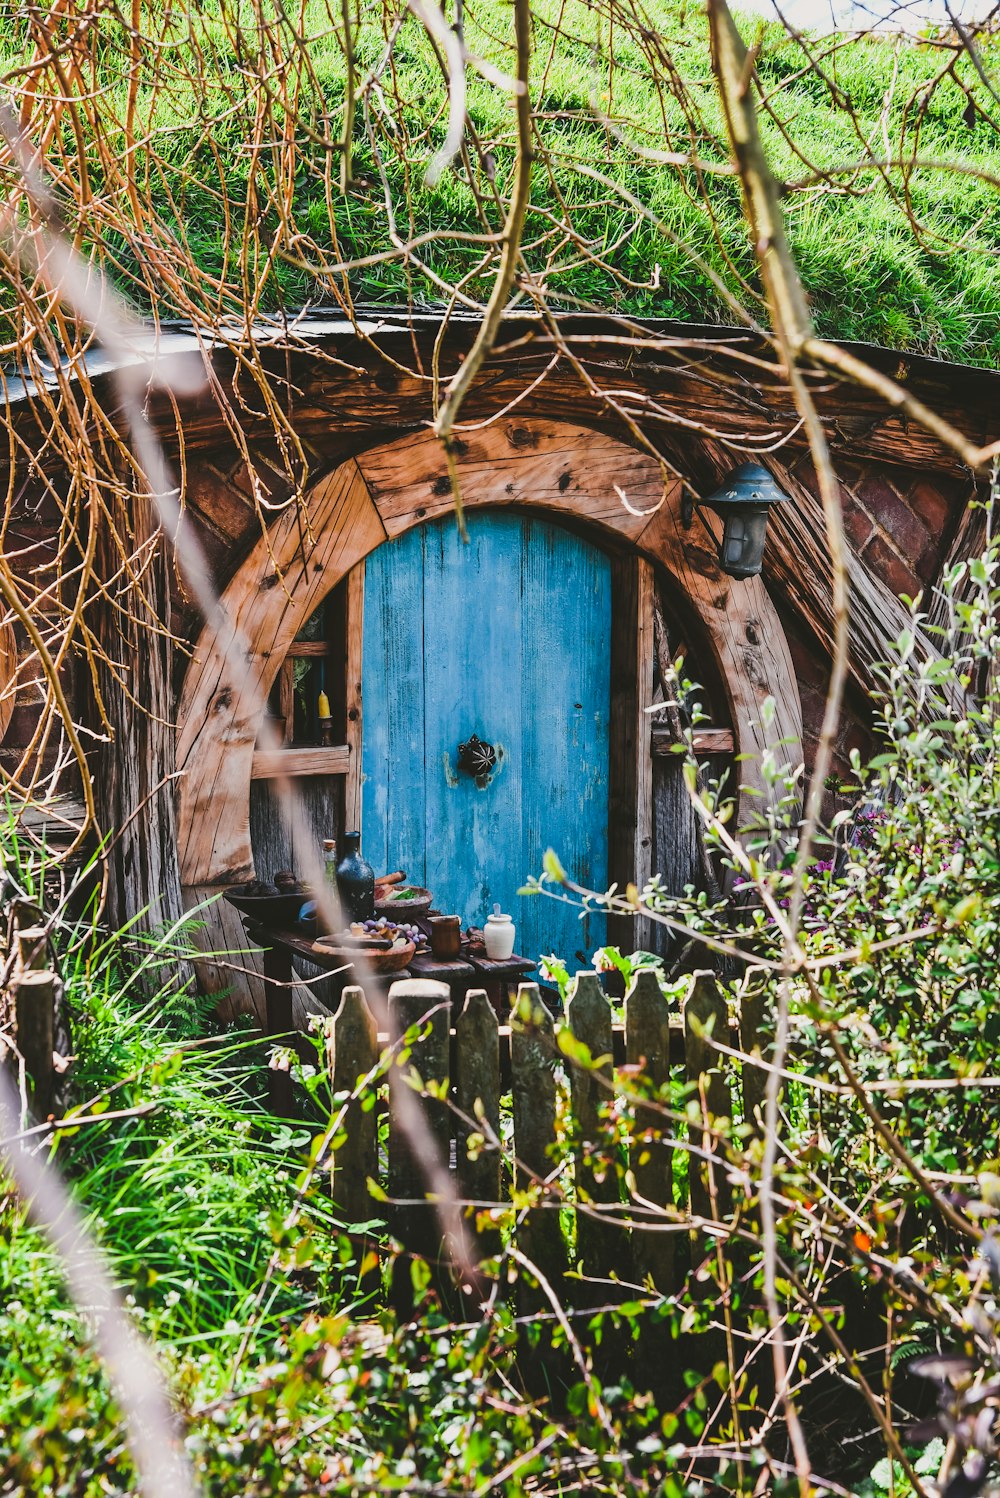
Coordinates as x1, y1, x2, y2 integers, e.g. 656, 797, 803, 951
428, 914, 461, 960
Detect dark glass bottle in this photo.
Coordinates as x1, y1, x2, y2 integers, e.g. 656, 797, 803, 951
336, 831, 375, 923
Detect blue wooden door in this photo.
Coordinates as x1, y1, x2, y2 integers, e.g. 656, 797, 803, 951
361, 511, 610, 970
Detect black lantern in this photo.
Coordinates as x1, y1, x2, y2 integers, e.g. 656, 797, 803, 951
698, 462, 788, 580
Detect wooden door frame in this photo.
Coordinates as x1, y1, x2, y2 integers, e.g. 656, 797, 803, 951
176, 419, 802, 1021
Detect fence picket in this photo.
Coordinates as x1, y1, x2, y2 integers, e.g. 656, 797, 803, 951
13, 969, 56, 1119
624, 968, 675, 1294
329, 983, 378, 1230
387, 977, 451, 1299
511, 982, 565, 1303
684, 971, 732, 1224
455, 988, 501, 1263
739, 988, 767, 1128
567, 971, 621, 1285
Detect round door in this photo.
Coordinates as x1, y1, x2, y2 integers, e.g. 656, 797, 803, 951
361, 510, 611, 970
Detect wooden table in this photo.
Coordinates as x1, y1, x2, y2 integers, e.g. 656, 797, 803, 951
238, 917, 536, 1112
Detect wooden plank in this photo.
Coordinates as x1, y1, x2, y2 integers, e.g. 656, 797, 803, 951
361, 526, 427, 886
329, 983, 379, 1229
277, 660, 294, 745
653, 727, 735, 755
176, 458, 386, 887
344, 563, 365, 835
566, 971, 621, 1284
608, 555, 654, 951
511, 982, 566, 1304
684, 971, 732, 1225
519, 514, 610, 967
624, 968, 675, 1293
357, 422, 661, 541
0, 621, 17, 746
455, 988, 502, 1265
250, 746, 351, 779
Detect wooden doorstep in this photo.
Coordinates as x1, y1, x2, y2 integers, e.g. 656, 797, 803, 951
652, 726, 735, 756
250, 744, 351, 779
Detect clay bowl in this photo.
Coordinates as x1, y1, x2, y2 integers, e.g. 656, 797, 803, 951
374, 885, 432, 920
224, 887, 309, 929
313, 938, 416, 976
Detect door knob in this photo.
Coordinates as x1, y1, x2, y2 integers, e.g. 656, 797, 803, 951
457, 734, 497, 776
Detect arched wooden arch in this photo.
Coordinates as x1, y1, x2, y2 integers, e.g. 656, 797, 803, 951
176, 419, 802, 1018
0, 622, 16, 746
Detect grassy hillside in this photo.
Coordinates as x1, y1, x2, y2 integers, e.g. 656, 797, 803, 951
2, 0, 1000, 363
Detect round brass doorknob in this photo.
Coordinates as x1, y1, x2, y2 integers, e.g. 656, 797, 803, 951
457, 734, 497, 776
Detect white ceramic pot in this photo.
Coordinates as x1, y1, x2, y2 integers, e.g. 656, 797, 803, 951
484, 911, 515, 960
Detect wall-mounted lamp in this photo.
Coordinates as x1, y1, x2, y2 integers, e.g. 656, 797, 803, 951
697, 462, 788, 580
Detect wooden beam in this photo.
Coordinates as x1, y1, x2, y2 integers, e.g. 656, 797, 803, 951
250, 745, 350, 779
285, 640, 329, 658
344, 563, 365, 834
0, 622, 16, 746
608, 555, 654, 951
652, 726, 735, 755
358, 421, 661, 540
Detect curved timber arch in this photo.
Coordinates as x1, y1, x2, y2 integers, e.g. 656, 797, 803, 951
176, 419, 802, 1017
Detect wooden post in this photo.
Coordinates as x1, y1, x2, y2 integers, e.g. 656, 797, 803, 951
739, 986, 768, 1130
329, 984, 379, 1228
387, 977, 451, 1304
455, 988, 502, 1266
624, 968, 675, 1293
14, 970, 56, 1119
511, 982, 566, 1306
16, 925, 48, 974
566, 971, 622, 1285
684, 971, 732, 1225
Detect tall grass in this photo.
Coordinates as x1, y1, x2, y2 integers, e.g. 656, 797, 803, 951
0, 839, 363, 1493
2, 0, 999, 361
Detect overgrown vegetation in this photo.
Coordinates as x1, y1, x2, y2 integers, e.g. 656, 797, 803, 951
2, 529, 999, 1494
3, 0, 1000, 361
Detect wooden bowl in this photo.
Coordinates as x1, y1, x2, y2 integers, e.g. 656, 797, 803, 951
224, 888, 309, 928
312, 939, 415, 975
374, 885, 432, 919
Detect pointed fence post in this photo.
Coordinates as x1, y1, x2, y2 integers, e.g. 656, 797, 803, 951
739, 987, 767, 1129
684, 971, 732, 1226
566, 971, 623, 1287
455, 988, 502, 1268
511, 982, 565, 1308
387, 977, 451, 1306
624, 967, 675, 1294
13, 969, 57, 1120
329, 984, 379, 1232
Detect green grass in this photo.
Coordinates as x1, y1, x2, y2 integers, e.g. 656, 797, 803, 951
2, 0, 1000, 363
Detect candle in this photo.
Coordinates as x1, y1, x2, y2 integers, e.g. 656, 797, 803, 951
317, 690, 331, 719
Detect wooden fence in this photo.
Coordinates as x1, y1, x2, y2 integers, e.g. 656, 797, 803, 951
324, 968, 767, 1307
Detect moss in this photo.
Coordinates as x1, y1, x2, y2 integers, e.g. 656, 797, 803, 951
2, 0, 1000, 363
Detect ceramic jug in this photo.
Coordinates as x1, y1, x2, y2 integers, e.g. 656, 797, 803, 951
484, 908, 515, 960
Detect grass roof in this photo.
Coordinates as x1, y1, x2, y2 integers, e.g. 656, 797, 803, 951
3, 1, 1000, 365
